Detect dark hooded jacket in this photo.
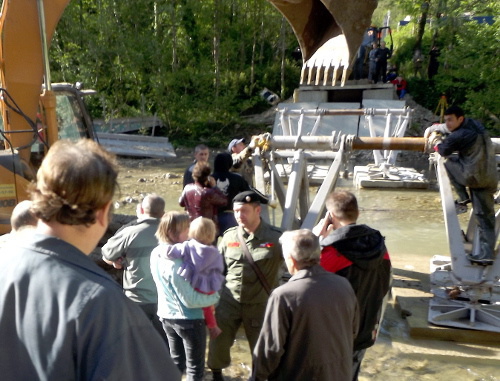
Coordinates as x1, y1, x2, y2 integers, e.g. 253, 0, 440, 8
212, 152, 250, 212
320, 224, 391, 351
436, 118, 497, 190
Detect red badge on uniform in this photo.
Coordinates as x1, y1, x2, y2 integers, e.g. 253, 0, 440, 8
260, 242, 274, 248
228, 242, 240, 248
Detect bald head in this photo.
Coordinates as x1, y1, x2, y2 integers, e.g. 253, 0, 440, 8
141, 194, 165, 218
11, 200, 37, 232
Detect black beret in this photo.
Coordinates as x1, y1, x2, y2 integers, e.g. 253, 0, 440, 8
233, 190, 269, 205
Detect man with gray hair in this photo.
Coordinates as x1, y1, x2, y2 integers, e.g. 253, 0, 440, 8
102, 193, 167, 345
0, 200, 38, 250
251, 229, 359, 381
10, 200, 37, 231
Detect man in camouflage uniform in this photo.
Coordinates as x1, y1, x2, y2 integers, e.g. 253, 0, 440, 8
208, 190, 283, 381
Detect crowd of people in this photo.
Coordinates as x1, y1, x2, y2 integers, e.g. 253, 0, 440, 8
0, 104, 495, 380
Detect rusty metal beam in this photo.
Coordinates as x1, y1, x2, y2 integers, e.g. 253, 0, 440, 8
350, 137, 426, 152
271, 136, 500, 153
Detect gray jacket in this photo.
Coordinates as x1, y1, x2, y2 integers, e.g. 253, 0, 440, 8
0, 234, 180, 381
251, 265, 359, 381
433, 119, 497, 189
102, 217, 160, 304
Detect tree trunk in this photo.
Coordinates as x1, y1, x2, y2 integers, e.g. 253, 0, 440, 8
169, 1, 179, 71
413, 2, 430, 77
280, 17, 286, 98
213, 0, 221, 100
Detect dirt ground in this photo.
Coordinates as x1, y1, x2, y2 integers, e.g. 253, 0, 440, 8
95, 150, 499, 381
112, 148, 193, 209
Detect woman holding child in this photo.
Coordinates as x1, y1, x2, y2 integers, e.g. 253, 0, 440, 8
151, 212, 223, 381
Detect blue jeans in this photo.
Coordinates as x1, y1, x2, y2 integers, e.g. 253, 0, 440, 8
162, 318, 206, 381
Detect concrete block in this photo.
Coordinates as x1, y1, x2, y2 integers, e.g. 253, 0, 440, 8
293, 89, 328, 103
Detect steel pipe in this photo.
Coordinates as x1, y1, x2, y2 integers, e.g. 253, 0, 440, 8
271, 136, 336, 150
271, 135, 500, 153
277, 108, 411, 117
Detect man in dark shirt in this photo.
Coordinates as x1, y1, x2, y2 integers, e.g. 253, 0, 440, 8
376, 41, 392, 83
183, 144, 210, 188
426, 106, 497, 264
368, 42, 379, 83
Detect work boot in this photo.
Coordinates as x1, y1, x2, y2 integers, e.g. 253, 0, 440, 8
211, 369, 225, 381
466, 253, 494, 266
454, 199, 470, 215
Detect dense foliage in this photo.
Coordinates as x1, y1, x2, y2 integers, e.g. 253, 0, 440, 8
49, 0, 499, 146
374, 0, 499, 133
50, 0, 300, 146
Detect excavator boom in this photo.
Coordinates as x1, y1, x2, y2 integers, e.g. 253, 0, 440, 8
0, 0, 86, 234
0, 0, 69, 155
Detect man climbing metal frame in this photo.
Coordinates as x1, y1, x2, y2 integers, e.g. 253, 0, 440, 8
425, 105, 497, 265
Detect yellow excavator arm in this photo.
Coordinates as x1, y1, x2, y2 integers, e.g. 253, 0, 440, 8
0, 0, 69, 158
0, 0, 70, 233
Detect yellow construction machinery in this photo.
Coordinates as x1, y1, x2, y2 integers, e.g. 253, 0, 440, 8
0, 0, 97, 233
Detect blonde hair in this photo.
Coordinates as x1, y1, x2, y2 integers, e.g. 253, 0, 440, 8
156, 211, 190, 244
189, 217, 216, 245
29, 139, 118, 226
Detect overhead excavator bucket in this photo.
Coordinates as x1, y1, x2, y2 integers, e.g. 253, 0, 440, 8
268, 0, 378, 86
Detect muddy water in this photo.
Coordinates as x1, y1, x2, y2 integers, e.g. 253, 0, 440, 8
113, 154, 499, 381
